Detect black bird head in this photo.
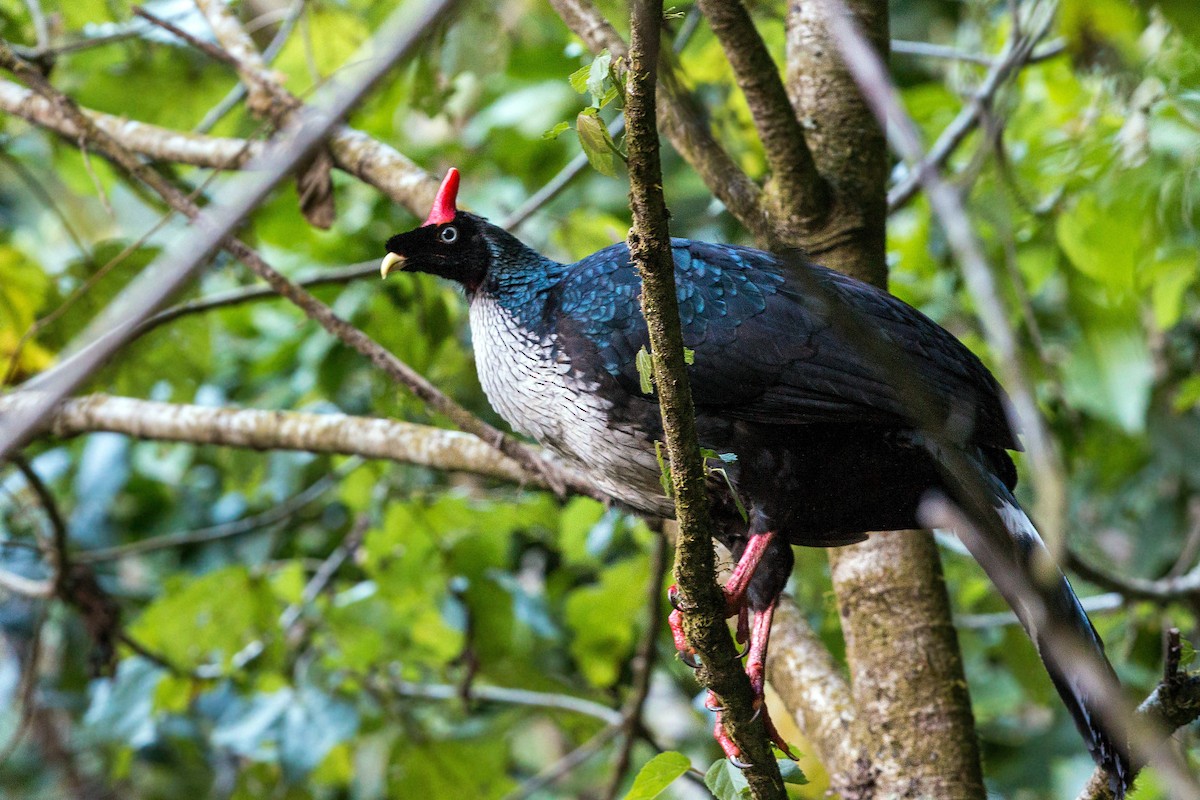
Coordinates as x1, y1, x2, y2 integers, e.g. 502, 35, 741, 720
381, 169, 492, 292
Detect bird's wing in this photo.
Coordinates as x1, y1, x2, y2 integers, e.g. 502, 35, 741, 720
555, 239, 1017, 451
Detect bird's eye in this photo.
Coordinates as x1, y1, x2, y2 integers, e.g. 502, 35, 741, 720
439, 226, 458, 244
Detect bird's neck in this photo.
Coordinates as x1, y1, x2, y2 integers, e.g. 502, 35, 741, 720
473, 227, 567, 316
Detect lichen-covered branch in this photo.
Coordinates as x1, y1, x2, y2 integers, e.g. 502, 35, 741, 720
765, 597, 871, 795
784, 0, 890, 278
0, 29, 592, 499
1077, 653, 1200, 800
0, 393, 538, 485
0, 78, 262, 168
695, 0, 830, 231
0, 74, 434, 217
625, 2, 784, 797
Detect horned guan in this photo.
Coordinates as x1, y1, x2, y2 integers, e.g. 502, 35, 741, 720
382, 168, 1130, 791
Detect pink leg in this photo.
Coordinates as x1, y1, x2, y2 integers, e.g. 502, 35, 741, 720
668, 585, 698, 667
735, 604, 750, 650
743, 598, 799, 760
745, 599, 774, 698
669, 532, 799, 763
722, 531, 777, 610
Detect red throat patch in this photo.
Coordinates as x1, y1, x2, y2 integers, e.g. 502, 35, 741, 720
423, 168, 460, 226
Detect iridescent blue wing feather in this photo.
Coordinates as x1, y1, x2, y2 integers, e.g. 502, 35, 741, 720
555, 239, 1016, 451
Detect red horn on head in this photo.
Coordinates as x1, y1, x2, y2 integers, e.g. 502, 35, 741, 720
423, 168, 460, 226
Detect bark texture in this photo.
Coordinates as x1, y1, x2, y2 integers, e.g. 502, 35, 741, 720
0, 393, 536, 485
784, 0, 889, 279
625, 2, 785, 796
780, 2, 986, 796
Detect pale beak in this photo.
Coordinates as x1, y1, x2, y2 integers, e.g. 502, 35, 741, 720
380, 252, 405, 279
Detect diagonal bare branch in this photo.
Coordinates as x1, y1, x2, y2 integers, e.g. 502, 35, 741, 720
886, 8, 1060, 213
0, 1, 462, 460
547, 0, 771, 242
695, 0, 830, 228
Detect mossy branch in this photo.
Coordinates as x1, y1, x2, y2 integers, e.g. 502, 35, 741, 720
624, 2, 785, 797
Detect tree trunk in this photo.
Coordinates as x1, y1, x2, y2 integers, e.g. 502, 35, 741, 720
770, 2, 987, 796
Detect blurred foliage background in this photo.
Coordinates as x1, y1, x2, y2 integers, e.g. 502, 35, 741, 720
1, 0, 1199, 797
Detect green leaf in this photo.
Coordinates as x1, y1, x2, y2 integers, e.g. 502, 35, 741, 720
586, 50, 613, 107
1056, 193, 1140, 294
655, 441, 672, 497
568, 63, 592, 95
577, 108, 619, 177
777, 759, 808, 785
636, 346, 655, 394
129, 565, 282, 672
1180, 638, 1197, 669
704, 759, 750, 800
1061, 316, 1154, 433
564, 556, 649, 686
542, 120, 571, 140
1174, 376, 1200, 413
622, 751, 690, 800
683, 347, 695, 365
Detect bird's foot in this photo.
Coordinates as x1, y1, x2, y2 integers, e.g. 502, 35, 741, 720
668, 585, 700, 668
706, 689, 799, 765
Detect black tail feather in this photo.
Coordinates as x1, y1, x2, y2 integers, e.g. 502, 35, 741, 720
938, 477, 1132, 796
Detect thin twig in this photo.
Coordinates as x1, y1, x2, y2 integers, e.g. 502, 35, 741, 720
23, 0, 50, 53
891, 37, 1066, 65
381, 675, 623, 727
8, 455, 70, 593
76, 459, 362, 564
503, 724, 623, 800
280, 513, 368, 635
1068, 551, 1200, 604
131, 6, 240, 68
887, 10, 1060, 213
603, 528, 668, 800
129, 261, 377, 339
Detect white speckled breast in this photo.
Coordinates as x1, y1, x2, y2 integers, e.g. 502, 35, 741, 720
469, 294, 670, 515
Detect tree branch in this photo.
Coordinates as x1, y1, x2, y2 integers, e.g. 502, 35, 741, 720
0, 4, 454, 458
547, 0, 771, 242
0, 393, 543, 487
765, 597, 871, 794
695, 0, 830, 229
0, 25, 597, 499
0, 76, 435, 219
886, 8, 1059, 213
0, 78, 262, 168
625, 2, 784, 797
1067, 550, 1200, 604
1074, 628, 1200, 799
781, 3, 989, 795
783, 0, 890, 278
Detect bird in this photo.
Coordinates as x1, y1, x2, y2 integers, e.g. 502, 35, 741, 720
381, 168, 1131, 793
